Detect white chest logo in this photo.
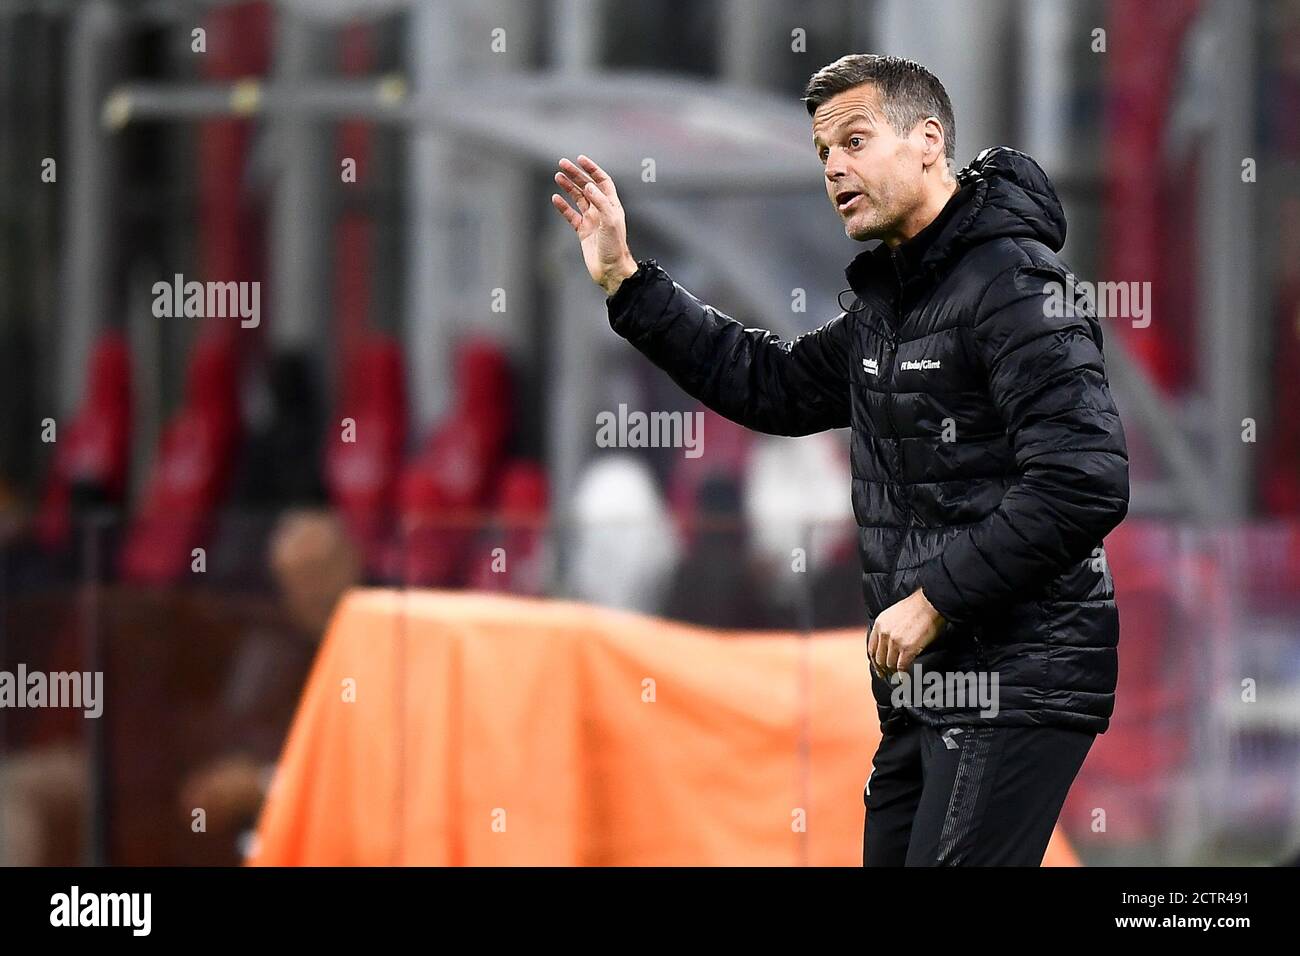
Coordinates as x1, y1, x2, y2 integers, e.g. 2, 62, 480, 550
862, 358, 879, 376
899, 359, 941, 371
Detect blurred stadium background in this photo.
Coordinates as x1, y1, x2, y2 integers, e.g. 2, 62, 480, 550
1, 0, 1298, 866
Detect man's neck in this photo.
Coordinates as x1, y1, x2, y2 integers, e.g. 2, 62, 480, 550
882, 175, 960, 249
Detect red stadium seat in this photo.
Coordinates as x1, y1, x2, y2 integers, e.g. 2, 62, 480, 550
324, 335, 408, 575
120, 336, 240, 584
464, 459, 550, 594
387, 338, 514, 586
36, 330, 132, 551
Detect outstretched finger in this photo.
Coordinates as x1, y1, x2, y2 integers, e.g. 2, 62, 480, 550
577, 155, 616, 196
558, 157, 594, 190
550, 193, 582, 232
582, 180, 614, 214
554, 171, 589, 211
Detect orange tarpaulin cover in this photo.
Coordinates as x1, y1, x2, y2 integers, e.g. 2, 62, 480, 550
249, 589, 1080, 866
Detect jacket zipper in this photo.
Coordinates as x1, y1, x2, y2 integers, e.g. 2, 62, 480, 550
885, 250, 914, 586
887, 248, 983, 684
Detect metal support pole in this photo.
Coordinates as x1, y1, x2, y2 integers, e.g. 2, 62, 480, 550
554, 0, 604, 75
721, 0, 781, 89
1198, 0, 1257, 520
268, 12, 334, 363
405, 0, 457, 434
61, 0, 124, 416
547, 0, 604, 569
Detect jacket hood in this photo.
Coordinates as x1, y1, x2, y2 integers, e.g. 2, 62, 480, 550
954, 146, 1066, 253
845, 146, 1067, 297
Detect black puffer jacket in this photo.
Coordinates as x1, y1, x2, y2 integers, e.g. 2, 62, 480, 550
606, 147, 1129, 735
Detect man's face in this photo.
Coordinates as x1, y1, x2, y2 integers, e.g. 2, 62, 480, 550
811, 84, 930, 243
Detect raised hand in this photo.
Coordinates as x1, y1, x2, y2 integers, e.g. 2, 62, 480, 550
551, 155, 639, 296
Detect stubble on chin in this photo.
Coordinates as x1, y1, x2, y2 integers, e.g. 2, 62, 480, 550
845, 215, 877, 243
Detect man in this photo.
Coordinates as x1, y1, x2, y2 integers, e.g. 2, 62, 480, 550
550, 53, 1129, 866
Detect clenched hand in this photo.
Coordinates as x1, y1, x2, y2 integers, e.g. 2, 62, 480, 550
868, 587, 947, 679
551, 155, 639, 296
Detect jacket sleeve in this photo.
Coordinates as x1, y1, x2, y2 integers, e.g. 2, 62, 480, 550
914, 261, 1130, 627
606, 258, 853, 437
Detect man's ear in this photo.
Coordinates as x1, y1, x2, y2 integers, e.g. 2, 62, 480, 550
921, 117, 946, 169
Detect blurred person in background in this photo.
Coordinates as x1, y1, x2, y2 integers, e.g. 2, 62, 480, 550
742, 431, 854, 615
178, 508, 360, 865
664, 474, 779, 629
0, 743, 86, 867
209, 353, 329, 590
566, 455, 681, 614
552, 53, 1129, 866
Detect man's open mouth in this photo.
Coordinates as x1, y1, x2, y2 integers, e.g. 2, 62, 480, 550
836, 190, 862, 212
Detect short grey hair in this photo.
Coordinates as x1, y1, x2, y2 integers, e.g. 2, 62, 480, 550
802, 54, 956, 166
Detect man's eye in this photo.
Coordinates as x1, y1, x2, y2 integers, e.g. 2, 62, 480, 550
849, 136, 863, 148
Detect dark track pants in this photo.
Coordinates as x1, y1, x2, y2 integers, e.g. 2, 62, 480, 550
862, 717, 1095, 866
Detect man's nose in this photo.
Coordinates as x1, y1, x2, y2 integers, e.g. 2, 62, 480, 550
824, 148, 847, 181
